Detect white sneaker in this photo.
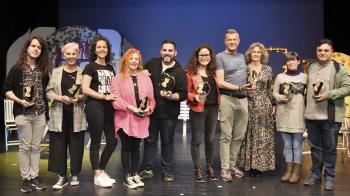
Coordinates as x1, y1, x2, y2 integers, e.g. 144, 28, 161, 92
94, 174, 112, 188
132, 175, 144, 187
102, 172, 116, 184
53, 175, 68, 190
124, 176, 138, 189
70, 175, 79, 186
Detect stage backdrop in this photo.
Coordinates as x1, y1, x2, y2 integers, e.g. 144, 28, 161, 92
61, 0, 323, 75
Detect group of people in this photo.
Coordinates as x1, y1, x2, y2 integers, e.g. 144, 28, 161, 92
3, 28, 350, 193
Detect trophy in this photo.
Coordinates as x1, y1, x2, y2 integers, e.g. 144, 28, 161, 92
67, 84, 81, 101
279, 83, 292, 97
23, 85, 35, 102
247, 69, 258, 87
312, 82, 323, 96
159, 73, 175, 96
139, 97, 149, 110
196, 81, 210, 101
137, 97, 149, 116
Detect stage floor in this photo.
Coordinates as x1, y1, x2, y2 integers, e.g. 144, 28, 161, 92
1, 123, 349, 196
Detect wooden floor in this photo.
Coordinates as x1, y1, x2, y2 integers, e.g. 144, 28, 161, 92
1, 121, 349, 196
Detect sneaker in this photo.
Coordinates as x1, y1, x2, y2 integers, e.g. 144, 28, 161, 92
195, 168, 206, 183
162, 171, 174, 182
132, 174, 145, 187
52, 175, 68, 190
21, 179, 32, 193
70, 175, 80, 186
94, 174, 112, 188
102, 172, 116, 184
324, 180, 334, 190
304, 176, 321, 186
31, 177, 48, 190
139, 169, 154, 179
231, 166, 245, 178
221, 169, 233, 182
206, 165, 218, 181
124, 175, 138, 189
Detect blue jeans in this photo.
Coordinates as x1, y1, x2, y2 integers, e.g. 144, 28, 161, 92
280, 132, 303, 163
142, 116, 177, 172
306, 120, 340, 181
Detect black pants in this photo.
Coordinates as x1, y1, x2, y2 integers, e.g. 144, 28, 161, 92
189, 104, 218, 168
142, 116, 177, 171
119, 129, 141, 175
48, 105, 85, 175
85, 100, 118, 170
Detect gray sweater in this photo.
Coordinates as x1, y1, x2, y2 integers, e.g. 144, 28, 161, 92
273, 73, 307, 133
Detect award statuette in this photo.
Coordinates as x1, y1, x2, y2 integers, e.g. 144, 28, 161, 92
23, 85, 34, 102
68, 84, 81, 101
159, 73, 175, 96
279, 83, 292, 97
139, 97, 149, 111
137, 97, 149, 116
247, 69, 258, 87
196, 81, 211, 101
312, 81, 323, 95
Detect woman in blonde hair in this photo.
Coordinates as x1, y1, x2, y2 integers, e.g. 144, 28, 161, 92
47, 42, 86, 189
238, 42, 276, 177
110, 48, 155, 189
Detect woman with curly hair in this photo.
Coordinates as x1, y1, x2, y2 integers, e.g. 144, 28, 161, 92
3, 36, 50, 192
186, 44, 220, 182
82, 36, 119, 188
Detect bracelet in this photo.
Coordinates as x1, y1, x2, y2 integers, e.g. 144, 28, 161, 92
238, 85, 242, 91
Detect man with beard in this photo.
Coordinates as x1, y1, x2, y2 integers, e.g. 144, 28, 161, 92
139, 40, 187, 182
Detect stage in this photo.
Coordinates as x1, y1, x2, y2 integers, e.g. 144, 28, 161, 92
0, 122, 349, 196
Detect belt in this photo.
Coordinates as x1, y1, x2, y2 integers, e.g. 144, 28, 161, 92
220, 91, 247, 99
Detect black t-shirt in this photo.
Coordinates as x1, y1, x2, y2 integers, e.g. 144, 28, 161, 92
61, 70, 76, 120
202, 76, 218, 105
61, 70, 77, 97
82, 62, 115, 102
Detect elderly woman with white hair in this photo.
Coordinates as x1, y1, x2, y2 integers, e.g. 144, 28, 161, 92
46, 42, 87, 189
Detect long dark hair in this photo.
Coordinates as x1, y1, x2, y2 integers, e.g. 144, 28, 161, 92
17, 36, 49, 75
186, 44, 216, 78
89, 35, 112, 63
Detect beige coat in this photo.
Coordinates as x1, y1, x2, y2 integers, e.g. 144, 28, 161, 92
46, 66, 87, 132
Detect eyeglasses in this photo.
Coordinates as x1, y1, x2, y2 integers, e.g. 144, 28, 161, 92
198, 54, 210, 58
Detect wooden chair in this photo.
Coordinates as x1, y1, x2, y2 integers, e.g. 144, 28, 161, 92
178, 101, 190, 136
3, 99, 19, 150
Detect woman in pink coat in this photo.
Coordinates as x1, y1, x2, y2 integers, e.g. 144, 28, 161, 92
110, 48, 155, 189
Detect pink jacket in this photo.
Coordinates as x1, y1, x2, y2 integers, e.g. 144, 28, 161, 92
110, 73, 155, 139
